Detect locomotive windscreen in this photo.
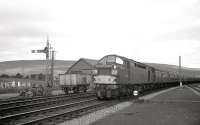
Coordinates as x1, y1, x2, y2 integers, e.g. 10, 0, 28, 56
99, 55, 124, 65
98, 68, 111, 75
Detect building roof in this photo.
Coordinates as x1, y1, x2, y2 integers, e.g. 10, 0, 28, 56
81, 58, 98, 66
65, 58, 98, 74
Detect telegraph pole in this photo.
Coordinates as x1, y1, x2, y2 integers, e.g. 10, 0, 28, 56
179, 56, 182, 87
50, 51, 55, 87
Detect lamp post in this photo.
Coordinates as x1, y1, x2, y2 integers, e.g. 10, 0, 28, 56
179, 56, 182, 87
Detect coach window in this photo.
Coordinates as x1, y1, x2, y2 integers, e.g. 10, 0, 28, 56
116, 57, 123, 64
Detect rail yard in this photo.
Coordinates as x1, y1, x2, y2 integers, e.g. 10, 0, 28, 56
0, 84, 199, 125
0, 92, 120, 125
1, 0, 200, 125
0, 54, 200, 125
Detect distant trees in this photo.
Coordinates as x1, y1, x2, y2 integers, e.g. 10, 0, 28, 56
0, 73, 45, 80
0, 73, 24, 79
25, 75, 29, 79
38, 73, 45, 80
31, 73, 45, 81
15, 73, 23, 78
0, 74, 10, 78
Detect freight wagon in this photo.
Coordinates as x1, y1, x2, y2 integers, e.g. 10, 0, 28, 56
59, 73, 92, 94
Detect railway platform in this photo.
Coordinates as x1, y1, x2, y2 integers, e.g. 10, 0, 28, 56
91, 84, 200, 125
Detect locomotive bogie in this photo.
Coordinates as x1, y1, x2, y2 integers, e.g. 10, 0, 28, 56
62, 84, 88, 94
95, 84, 118, 99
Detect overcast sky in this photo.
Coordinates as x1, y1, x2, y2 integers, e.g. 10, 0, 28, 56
0, 0, 200, 68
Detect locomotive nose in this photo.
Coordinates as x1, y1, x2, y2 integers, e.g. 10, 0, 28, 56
94, 75, 117, 84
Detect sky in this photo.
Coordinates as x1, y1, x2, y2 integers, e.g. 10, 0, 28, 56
0, 0, 200, 68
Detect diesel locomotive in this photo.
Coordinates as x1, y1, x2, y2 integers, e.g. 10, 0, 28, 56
93, 54, 180, 99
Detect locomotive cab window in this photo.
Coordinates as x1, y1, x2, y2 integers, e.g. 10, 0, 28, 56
106, 56, 115, 63
99, 55, 124, 65
116, 57, 123, 64
99, 55, 115, 64
99, 56, 107, 64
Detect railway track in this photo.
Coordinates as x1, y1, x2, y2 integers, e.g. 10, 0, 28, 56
0, 92, 94, 110
17, 101, 109, 125
0, 97, 111, 125
0, 95, 56, 103
188, 84, 200, 93
0, 93, 95, 116
1, 84, 198, 125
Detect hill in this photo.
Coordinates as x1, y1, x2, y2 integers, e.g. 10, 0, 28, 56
145, 63, 200, 78
0, 60, 76, 76
0, 60, 200, 78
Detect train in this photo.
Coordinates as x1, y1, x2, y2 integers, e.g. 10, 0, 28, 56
58, 54, 199, 98
93, 54, 191, 99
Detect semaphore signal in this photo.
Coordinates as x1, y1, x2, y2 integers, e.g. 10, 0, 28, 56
31, 37, 55, 88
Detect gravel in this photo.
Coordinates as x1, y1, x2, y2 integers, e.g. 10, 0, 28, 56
58, 101, 133, 125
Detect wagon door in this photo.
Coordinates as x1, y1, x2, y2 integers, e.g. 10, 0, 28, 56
71, 74, 77, 85
82, 76, 87, 84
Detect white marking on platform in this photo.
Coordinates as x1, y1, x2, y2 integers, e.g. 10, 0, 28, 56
186, 86, 200, 97
147, 100, 200, 103
139, 87, 178, 100
194, 86, 200, 91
